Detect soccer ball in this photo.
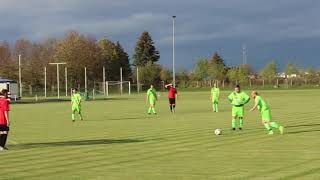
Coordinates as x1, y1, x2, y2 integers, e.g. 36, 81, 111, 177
214, 129, 222, 135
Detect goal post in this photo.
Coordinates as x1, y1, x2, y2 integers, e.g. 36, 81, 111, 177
105, 81, 131, 96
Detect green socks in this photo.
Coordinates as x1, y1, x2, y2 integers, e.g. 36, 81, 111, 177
72, 114, 75, 120
239, 119, 244, 128
152, 108, 156, 114
215, 104, 218, 112
232, 119, 236, 128
270, 122, 280, 129
264, 123, 272, 131
148, 107, 156, 114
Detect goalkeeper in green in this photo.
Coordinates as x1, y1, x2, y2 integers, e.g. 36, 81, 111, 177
71, 88, 83, 122
250, 91, 284, 135
210, 83, 220, 112
146, 84, 157, 114
228, 85, 250, 130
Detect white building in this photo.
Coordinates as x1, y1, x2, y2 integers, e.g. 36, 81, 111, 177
0, 77, 19, 99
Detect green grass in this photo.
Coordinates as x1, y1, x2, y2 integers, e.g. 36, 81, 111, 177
3, 90, 320, 179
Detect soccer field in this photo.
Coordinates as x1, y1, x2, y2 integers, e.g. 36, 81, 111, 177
3, 89, 320, 179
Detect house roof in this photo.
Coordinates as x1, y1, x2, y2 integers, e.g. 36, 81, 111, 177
0, 77, 17, 83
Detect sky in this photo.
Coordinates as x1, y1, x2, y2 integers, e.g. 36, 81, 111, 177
1, 0, 320, 71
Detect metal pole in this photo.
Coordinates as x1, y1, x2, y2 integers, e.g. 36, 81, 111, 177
120, 67, 123, 95
172, 16, 176, 87
106, 81, 109, 96
65, 67, 68, 96
103, 66, 106, 95
137, 66, 140, 93
85, 67, 87, 94
44, 66, 47, 98
19, 54, 22, 97
129, 81, 131, 95
57, 64, 60, 99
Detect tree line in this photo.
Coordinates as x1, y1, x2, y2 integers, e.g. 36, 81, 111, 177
1, 29, 319, 92
0, 30, 161, 91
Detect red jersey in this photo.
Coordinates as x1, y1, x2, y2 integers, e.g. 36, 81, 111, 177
0, 97, 10, 125
168, 87, 177, 99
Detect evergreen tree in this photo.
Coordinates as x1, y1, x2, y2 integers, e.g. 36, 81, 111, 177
133, 31, 160, 66
208, 52, 227, 81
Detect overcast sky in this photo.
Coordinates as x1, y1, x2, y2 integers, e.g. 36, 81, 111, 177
1, 0, 320, 71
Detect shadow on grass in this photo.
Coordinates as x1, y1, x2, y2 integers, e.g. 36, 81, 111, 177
11, 97, 131, 105
11, 138, 145, 149
287, 123, 320, 128
287, 129, 320, 134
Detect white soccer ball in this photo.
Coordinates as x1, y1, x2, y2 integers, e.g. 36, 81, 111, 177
214, 129, 222, 135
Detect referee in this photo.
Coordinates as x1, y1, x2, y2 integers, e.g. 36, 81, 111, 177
165, 84, 178, 113
0, 89, 10, 151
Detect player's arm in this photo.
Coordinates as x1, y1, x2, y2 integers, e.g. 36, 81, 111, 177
243, 93, 250, 104
227, 93, 233, 103
250, 101, 258, 111
5, 110, 9, 126
4, 101, 9, 126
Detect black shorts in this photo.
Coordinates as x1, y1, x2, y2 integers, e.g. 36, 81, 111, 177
169, 98, 176, 105
0, 125, 9, 131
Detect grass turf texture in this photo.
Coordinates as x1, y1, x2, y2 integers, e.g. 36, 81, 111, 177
3, 90, 320, 179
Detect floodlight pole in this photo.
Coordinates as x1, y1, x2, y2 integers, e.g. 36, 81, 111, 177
172, 16, 176, 87
103, 66, 106, 95
49, 62, 66, 99
18, 55, 22, 97
136, 66, 140, 93
120, 67, 123, 95
44, 66, 47, 98
65, 67, 68, 96
85, 67, 87, 94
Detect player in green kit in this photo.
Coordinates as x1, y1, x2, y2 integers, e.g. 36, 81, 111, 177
250, 91, 284, 135
146, 84, 157, 115
228, 85, 250, 130
71, 88, 83, 122
210, 83, 220, 112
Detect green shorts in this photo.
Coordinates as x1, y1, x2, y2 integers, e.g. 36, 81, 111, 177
232, 106, 244, 118
212, 98, 219, 104
261, 109, 272, 121
149, 99, 156, 105
72, 106, 81, 112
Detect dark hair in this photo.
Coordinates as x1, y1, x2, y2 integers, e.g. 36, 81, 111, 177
73, 88, 78, 91
235, 84, 240, 88
1, 89, 8, 97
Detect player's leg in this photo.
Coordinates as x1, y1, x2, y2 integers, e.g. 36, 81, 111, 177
169, 98, 173, 112
0, 126, 9, 150
172, 98, 176, 113
232, 107, 237, 130
151, 102, 156, 114
214, 100, 219, 112
78, 107, 83, 120
72, 108, 76, 122
238, 107, 245, 130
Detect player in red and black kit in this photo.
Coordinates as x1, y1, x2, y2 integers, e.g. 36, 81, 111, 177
165, 84, 178, 113
0, 89, 10, 151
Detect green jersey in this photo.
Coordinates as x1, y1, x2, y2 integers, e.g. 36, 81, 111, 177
211, 87, 220, 99
228, 91, 250, 106
255, 96, 269, 112
71, 93, 82, 107
147, 88, 157, 101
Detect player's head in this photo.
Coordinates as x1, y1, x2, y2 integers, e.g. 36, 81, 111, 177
1, 89, 8, 98
150, 84, 154, 89
72, 88, 78, 93
251, 91, 258, 98
214, 82, 217, 88
235, 84, 241, 93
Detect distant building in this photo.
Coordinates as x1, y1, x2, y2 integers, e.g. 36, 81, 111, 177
277, 72, 298, 78
0, 77, 19, 99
